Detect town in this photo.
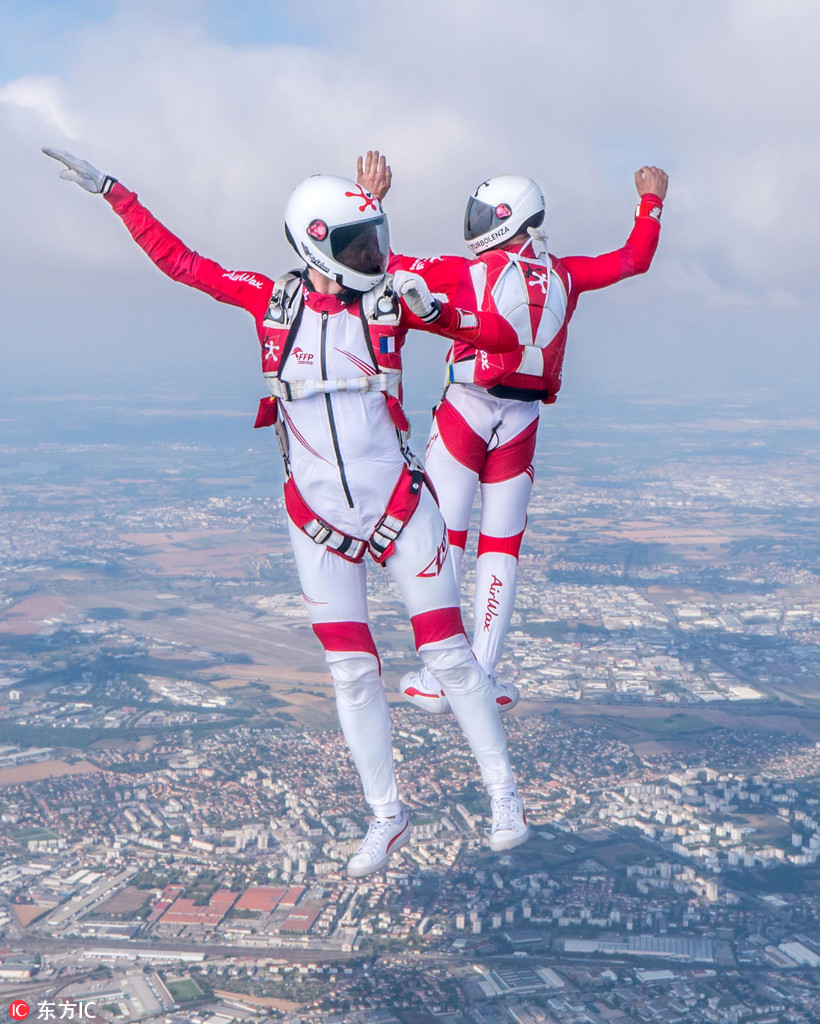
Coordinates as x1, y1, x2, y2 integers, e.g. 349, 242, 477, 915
2, 390, 820, 1023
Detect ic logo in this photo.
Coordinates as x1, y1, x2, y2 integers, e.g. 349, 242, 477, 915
495, 203, 512, 219
307, 219, 328, 241
9, 1002, 30, 1020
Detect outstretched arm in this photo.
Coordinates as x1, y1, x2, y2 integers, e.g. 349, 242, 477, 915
392, 267, 519, 353
562, 165, 668, 293
42, 147, 273, 318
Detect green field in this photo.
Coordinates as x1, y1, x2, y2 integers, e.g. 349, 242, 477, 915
165, 977, 204, 1003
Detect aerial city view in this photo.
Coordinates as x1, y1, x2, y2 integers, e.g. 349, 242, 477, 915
1, 384, 819, 1023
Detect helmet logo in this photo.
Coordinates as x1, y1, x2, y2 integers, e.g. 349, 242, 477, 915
344, 184, 378, 212
495, 203, 512, 220
307, 219, 328, 241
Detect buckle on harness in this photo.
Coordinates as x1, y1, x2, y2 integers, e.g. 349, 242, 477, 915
303, 520, 333, 546
305, 518, 367, 562
369, 514, 402, 557
367, 468, 425, 565
284, 477, 367, 563
285, 468, 426, 567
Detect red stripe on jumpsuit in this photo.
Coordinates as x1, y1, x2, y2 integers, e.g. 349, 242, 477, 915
479, 418, 538, 483
477, 532, 525, 558
434, 399, 487, 474
312, 622, 380, 670
448, 528, 469, 550
410, 607, 466, 648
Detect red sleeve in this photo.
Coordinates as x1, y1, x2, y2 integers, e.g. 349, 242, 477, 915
389, 251, 519, 353
104, 182, 273, 319
560, 193, 663, 295
388, 251, 469, 291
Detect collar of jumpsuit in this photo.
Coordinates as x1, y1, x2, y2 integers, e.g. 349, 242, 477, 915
304, 289, 350, 314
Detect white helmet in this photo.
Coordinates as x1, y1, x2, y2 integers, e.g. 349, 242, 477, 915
284, 175, 389, 292
463, 174, 545, 255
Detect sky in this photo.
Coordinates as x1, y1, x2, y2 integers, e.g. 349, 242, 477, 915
2, 0, 819, 420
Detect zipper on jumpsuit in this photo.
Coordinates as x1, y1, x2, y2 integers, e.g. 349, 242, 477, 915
320, 310, 355, 509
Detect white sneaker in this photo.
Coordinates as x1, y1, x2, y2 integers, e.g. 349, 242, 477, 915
400, 667, 450, 714
347, 811, 411, 878
401, 668, 520, 714
489, 793, 530, 852
490, 675, 520, 713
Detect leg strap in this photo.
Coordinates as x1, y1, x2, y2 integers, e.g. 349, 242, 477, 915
284, 466, 428, 566
368, 467, 425, 565
284, 477, 367, 563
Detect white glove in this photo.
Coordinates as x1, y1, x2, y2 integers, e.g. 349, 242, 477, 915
42, 146, 116, 195
392, 270, 441, 324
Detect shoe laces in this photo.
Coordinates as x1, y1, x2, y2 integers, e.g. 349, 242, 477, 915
360, 815, 400, 855
492, 795, 520, 831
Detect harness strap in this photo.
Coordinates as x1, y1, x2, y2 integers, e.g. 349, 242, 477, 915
487, 383, 550, 402
262, 272, 303, 327
283, 467, 426, 566
284, 477, 368, 563
264, 369, 402, 402
369, 467, 425, 565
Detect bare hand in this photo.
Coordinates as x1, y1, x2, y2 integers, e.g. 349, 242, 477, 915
635, 165, 668, 201
356, 149, 392, 202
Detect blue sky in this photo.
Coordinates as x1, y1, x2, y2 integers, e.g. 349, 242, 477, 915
2, 0, 819, 414
0, 1, 318, 77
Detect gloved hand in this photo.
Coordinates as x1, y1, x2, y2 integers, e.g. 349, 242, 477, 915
392, 270, 441, 324
42, 146, 116, 195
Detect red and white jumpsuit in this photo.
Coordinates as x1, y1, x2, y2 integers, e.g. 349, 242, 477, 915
104, 183, 523, 818
392, 193, 663, 679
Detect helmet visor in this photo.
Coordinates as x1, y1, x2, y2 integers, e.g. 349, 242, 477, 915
330, 217, 390, 277
464, 196, 509, 240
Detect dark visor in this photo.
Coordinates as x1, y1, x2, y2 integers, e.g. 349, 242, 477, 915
330, 217, 389, 275
463, 196, 501, 240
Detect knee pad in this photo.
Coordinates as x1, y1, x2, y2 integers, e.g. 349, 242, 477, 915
419, 635, 487, 697
326, 652, 382, 710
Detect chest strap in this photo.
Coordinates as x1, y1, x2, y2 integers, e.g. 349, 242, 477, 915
265, 369, 402, 402
284, 465, 426, 566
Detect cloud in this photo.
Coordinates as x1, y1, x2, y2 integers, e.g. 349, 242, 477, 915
2, 0, 819, 396
0, 76, 77, 135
